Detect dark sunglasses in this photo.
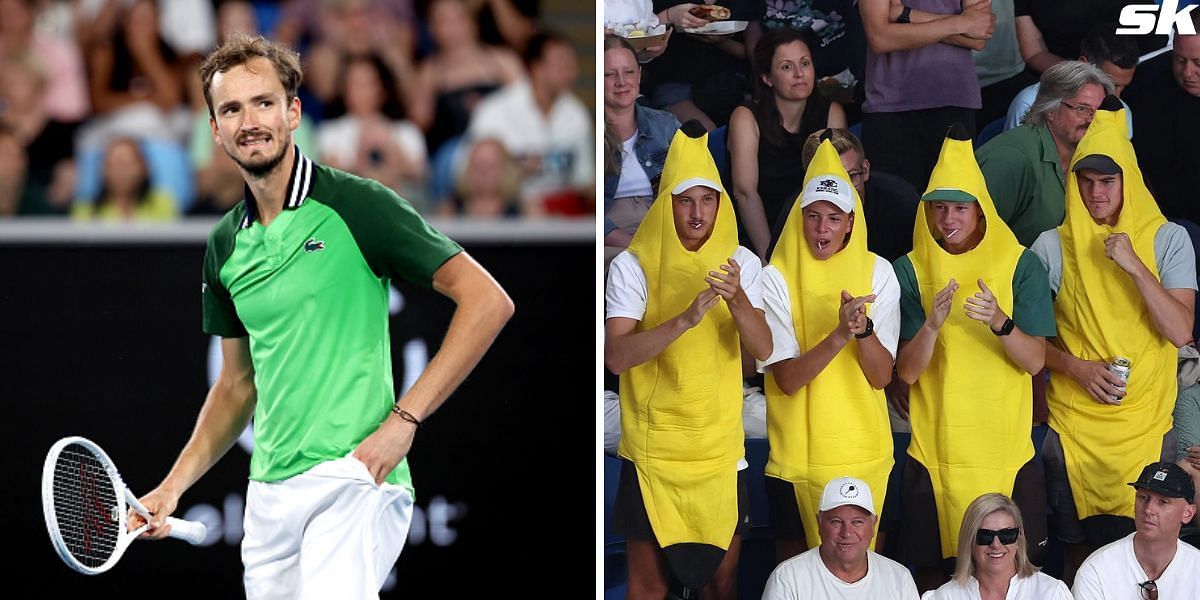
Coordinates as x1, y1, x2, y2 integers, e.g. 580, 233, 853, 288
975, 527, 1019, 545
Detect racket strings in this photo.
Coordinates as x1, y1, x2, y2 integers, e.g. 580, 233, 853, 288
52, 445, 120, 567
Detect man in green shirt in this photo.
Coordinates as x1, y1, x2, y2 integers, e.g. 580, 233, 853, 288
976, 61, 1113, 246
129, 34, 514, 599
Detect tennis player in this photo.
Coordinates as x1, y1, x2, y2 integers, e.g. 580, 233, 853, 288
128, 34, 514, 599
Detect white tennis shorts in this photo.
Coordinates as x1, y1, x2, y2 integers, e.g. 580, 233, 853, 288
242, 453, 414, 600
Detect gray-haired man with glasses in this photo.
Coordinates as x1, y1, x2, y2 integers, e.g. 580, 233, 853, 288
1072, 462, 1199, 600
976, 61, 1115, 247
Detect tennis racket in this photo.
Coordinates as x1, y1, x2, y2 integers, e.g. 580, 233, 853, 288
41, 436, 208, 575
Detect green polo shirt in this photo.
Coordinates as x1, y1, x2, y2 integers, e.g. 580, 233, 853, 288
976, 124, 1066, 247
201, 149, 462, 494
893, 250, 1056, 340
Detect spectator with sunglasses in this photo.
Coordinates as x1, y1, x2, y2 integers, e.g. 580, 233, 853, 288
1072, 462, 1200, 600
922, 493, 1071, 600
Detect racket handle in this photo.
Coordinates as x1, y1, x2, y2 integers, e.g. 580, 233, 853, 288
165, 517, 208, 545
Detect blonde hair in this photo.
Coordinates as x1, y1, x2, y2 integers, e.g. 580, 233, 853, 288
454, 138, 520, 201
603, 35, 639, 176
952, 493, 1038, 585
801, 128, 865, 170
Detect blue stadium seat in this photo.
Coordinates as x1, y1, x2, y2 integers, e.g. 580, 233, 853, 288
428, 136, 466, 208
975, 117, 1005, 149
252, 2, 283, 37
604, 455, 627, 598
75, 138, 195, 212
708, 126, 731, 190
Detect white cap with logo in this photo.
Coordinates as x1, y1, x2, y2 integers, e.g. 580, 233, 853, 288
819, 476, 875, 515
799, 175, 855, 214
672, 176, 724, 195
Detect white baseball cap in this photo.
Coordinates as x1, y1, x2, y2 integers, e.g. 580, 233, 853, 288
819, 476, 875, 515
799, 175, 854, 214
672, 176, 724, 195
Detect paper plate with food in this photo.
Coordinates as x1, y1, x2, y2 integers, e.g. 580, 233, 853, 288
610, 20, 670, 49
688, 4, 732, 21
683, 19, 748, 35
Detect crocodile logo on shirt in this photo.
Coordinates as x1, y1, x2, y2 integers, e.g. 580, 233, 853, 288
304, 238, 326, 253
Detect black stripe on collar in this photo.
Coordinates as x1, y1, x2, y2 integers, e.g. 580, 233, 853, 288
240, 147, 315, 229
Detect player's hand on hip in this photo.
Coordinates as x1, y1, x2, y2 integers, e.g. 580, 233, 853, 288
131, 486, 179, 540
354, 416, 417, 485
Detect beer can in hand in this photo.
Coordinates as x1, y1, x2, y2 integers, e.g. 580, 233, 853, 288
1109, 357, 1131, 402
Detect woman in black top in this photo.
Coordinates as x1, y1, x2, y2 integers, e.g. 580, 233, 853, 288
728, 28, 845, 261
407, 0, 524, 154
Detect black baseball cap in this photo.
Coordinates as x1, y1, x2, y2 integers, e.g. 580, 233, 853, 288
1128, 462, 1195, 504
1072, 154, 1122, 175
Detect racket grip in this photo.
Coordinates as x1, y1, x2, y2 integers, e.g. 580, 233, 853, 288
165, 517, 208, 545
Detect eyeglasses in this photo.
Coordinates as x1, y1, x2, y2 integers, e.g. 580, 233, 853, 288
1060, 100, 1097, 118
974, 527, 1020, 545
847, 169, 867, 182
1138, 580, 1158, 600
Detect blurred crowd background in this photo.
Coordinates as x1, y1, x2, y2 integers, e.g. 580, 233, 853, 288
0, 0, 595, 222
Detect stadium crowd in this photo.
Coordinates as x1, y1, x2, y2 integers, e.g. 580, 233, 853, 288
604, 1, 1200, 598
0, 0, 594, 220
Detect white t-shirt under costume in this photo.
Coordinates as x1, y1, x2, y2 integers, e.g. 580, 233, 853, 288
756, 255, 901, 372
605, 245, 763, 471
921, 572, 1071, 600
614, 133, 654, 199
605, 246, 765, 321
761, 547, 920, 600
1072, 533, 1200, 600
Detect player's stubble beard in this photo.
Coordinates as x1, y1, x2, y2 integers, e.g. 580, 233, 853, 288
228, 129, 291, 179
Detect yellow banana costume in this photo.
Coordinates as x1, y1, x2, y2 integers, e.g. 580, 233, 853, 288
1048, 102, 1175, 521
906, 130, 1032, 558
764, 138, 892, 547
618, 128, 743, 587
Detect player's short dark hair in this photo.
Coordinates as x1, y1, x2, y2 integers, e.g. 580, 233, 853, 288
1080, 25, 1140, 70
199, 33, 303, 119
522, 31, 572, 69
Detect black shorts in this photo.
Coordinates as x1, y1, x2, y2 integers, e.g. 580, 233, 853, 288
611, 458, 751, 541
764, 476, 808, 542
899, 456, 1048, 569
